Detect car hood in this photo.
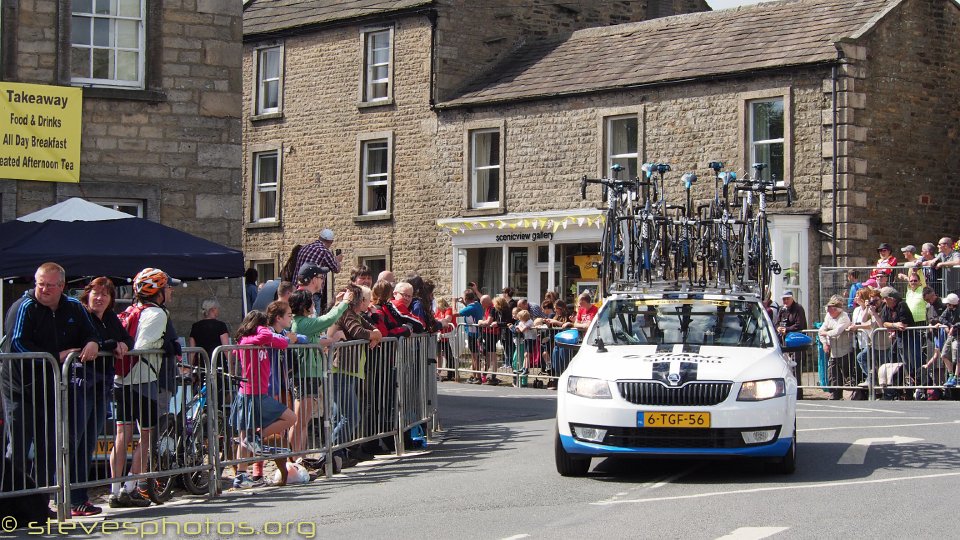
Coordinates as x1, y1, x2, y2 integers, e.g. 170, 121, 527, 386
565, 345, 788, 383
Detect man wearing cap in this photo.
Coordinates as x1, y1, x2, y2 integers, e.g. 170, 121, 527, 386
935, 293, 960, 387
819, 295, 853, 400
878, 286, 923, 380
2, 262, 99, 510
296, 228, 343, 311
296, 263, 327, 316
774, 290, 807, 339
901, 245, 922, 267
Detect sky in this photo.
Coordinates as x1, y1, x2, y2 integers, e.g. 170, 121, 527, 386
707, 0, 775, 9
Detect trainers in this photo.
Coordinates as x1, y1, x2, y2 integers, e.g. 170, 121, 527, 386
71, 501, 103, 517
240, 436, 264, 455
108, 490, 150, 508
486, 377, 500, 386
233, 473, 265, 489
945, 375, 957, 388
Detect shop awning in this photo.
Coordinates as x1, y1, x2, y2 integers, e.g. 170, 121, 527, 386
436, 209, 605, 235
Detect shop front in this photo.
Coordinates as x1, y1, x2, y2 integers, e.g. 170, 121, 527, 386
437, 210, 604, 304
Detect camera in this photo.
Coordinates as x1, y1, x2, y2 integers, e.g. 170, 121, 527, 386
335, 248, 342, 256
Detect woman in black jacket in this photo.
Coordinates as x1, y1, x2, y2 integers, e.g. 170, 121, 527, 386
69, 277, 135, 516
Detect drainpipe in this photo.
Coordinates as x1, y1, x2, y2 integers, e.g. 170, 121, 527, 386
831, 62, 839, 267
428, 9, 438, 109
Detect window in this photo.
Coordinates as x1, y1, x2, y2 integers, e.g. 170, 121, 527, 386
251, 260, 276, 283
70, 0, 145, 88
360, 139, 390, 215
359, 257, 387, 278
470, 129, 501, 209
252, 150, 279, 223
749, 99, 785, 184
255, 46, 283, 116
91, 199, 143, 217
606, 116, 638, 180
362, 28, 392, 103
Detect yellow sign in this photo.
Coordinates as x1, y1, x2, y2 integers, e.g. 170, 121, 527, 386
0, 82, 82, 183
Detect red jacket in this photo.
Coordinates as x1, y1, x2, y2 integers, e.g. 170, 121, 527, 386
390, 299, 426, 333
370, 302, 412, 338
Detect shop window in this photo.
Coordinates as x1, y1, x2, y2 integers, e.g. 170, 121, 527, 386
465, 247, 503, 296
605, 115, 638, 180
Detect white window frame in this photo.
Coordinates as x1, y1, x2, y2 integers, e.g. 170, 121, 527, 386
749, 98, 786, 185
359, 136, 392, 217
254, 45, 283, 116
90, 198, 143, 217
70, 0, 146, 88
252, 150, 280, 223
251, 259, 276, 283
469, 128, 502, 210
361, 27, 393, 104
605, 115, 639, 180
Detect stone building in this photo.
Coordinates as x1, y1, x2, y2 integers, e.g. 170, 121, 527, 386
433, 0, 960, 312
242, 0, 959, 314
240, 0, 709, 290
1, 0, 245, 329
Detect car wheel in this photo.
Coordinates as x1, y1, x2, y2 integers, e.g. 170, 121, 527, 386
772, 426, 797, 475
555, 430, 590, 477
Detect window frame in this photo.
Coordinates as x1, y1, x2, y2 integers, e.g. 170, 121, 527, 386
467, 126, 505, 212
740, 89, 792, 186
355, 132, 393, 222
359, 26, 394, 106
69, 0, 147, 89
604, 114, 640, 181
89, 198, 144, 217
253, 43, 284, 118
250, 147, 281, 225
250, 259, 276, 283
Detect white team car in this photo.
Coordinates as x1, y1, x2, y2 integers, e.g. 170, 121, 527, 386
555, 291, 812, 477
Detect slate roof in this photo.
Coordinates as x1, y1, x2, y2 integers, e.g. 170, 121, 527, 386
244, 0, 433, 37
440, 0, 898, 107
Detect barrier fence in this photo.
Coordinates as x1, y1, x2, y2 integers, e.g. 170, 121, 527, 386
0, 335, 437, 525
795, 325, 955, 400
818, 266, 960, 315
438, 324, 582, 387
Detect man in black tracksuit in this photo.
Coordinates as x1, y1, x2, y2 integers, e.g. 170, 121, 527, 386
1, 263, 98, 496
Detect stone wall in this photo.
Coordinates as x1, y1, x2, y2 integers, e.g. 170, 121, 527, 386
433, 0, 709, 102
844, 0, 960, 265
2, 0, 244, 332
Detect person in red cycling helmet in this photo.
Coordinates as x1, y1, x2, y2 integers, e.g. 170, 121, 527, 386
109, 267, 180, 508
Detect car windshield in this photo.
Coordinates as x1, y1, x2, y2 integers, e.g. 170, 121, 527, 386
586, 297, 775, 348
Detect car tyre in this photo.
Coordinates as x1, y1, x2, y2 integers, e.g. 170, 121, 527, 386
772, 425, 796, 475
555, 430, 590, 477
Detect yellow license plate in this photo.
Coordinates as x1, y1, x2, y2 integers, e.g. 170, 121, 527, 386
639, 411, 710, 428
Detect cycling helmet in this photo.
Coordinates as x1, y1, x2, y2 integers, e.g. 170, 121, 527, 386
133, 267, 168, 296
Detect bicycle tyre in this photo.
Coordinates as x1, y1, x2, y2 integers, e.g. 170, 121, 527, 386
147, 412, 178, 504
181, 412, 217, 495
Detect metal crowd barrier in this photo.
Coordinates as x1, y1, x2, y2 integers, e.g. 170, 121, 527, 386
795, 325, 950, 400
0, 351, 66, 520
444, 323, 581, 387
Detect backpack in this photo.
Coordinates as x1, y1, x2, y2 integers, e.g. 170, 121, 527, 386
115, 303, 146, 377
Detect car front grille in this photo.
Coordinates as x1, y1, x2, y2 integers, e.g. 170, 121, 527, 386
617, 381, 732, 406
600, 426, 780, 449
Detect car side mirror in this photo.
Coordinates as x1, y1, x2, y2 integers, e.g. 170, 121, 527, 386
781, 332, 813, 353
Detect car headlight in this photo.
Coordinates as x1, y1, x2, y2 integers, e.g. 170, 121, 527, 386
737, 378, 785, 401
566, 376, 612, 399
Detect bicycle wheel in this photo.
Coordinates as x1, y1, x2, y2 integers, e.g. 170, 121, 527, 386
181, 412, 220, 495
147, 412, 178, 504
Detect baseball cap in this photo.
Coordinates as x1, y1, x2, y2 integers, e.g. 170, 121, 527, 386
319, 228, 335, 242
877, 242, 893, 252
781, 290, 794, 298
900, 245, 917, 253
298, 263, 327, 283
864, 278, 878, 288
946, 293, 960, 305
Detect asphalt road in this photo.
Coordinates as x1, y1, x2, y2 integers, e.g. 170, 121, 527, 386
27, 383, 960, 539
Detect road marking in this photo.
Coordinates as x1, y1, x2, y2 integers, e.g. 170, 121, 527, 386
799, 420, 960, 433
716, 527, 789, 540
591, 471, 960, 505
798, 416, 929, 420
596, 466, 699, 504
501, 535, 530, 540
798, 403, 906, 414
837, 436, 923, 464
